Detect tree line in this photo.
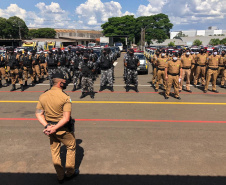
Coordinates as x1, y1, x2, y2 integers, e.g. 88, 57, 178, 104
0, 16, 56, 39
101, 14, 173, 45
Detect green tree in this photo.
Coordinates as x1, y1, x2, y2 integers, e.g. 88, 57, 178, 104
7, 16, 28, 39
193, 39, 202, 46
168, 41, 175, 47
0, 17, 9, 39
28, 28, 56, 38
209, 38, 221, 46
173, 31, 188, 39
220, 38, 226, 45
101, 13, 173, 45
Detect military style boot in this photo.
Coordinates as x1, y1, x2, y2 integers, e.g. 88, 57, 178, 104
99, 86, 104, 92
20, 84, 24, 92
6, 79, 11, 86
135, 85, 139, 93
90, 92, 94, 99
0, 80, 2, 88
72, 84, 76, 92
126, 86, 129, 92
10, 84, 16, 92
24, 81, 28, 86
80, 92, 86, 99
110, 86, 114, 92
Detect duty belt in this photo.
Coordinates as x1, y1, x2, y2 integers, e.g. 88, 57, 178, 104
198, 65, 205, 67
47, 121, 58, 125
219, 65, 224, 67
168, 73, 179, 76
158, 68, 165, 71
209, 67, 218, 70
182, 67, 191, 69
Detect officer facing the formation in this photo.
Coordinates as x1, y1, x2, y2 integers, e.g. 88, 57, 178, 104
99, 48, 114, 92
218, 50, 226, 88
79, 53, 95, 99
22, 49, 33, 87
0, 53, 8, 87
165, 53, 182, 100
35, 71, 79, 184
204, 48, 220, 93
124, 49, 140, 92
179, 49, 194, 93
155, 50, 168, 92
6, 48, 24, 91
47, 50, 58, 88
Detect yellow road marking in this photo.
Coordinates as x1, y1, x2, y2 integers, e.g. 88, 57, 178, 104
0, 100, 226, 105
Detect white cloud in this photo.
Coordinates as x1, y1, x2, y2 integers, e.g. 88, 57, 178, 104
75, 0, 124, 29
0, 4, 27, 19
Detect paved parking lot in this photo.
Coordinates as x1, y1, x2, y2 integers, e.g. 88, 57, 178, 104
1, 54, 226, 185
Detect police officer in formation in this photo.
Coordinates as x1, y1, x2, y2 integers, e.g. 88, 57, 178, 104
124, 49, 140, 92
79, 53, 95, 99
99, 48, 114, 92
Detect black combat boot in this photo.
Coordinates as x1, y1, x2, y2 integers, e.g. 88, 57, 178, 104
10, 84, 16, 92
80, 92, 86, 99
90, 92, 94, 99
20, 84, 24, 92
72, 84, 76, 92
0, 80, 2, 88
135, 85, 139, 93
38, 78, 42, 83
6, 79, 10, 86
99, 86, 104, 92
110, 86, 114, 92
126, 86, 129, 92
24, 81, 28, 86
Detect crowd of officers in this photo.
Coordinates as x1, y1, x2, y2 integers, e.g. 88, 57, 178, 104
150, 48, 226, 99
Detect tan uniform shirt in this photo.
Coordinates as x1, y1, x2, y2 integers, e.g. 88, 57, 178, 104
166, 60, 182, 74
152, 54, 159, 65
156, 58, 168, 69
219, 55, 226, 66
181, 55, 193, 68
207, 55, 219, 68
196, 54, 207, 65
36, 87, 72, 122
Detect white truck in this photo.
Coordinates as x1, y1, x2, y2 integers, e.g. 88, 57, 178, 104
100, 37, 109, 47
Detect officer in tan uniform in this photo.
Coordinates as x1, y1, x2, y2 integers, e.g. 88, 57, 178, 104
218, 50, 226, 88
31, 50, 41, 83
151, 50, 160, 86
39, 49, 48, 80
155, 50, 168, 92
179, 49, 193, 92
0, 54, 7, 87
190, 51, 196, 84
194, 48, 207, 87
204, 49, 220, 93
165, 53, 182, 100
36, 71, 79, 184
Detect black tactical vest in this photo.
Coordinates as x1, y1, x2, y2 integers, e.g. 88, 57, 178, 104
8, 54, 18, 68
100, 55, 111, 70
127, 56, 137, 69
23, 54, 31, 67
81, 61, 92, 77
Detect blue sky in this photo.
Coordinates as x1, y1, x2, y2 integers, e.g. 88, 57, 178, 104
0, 0, 226, 31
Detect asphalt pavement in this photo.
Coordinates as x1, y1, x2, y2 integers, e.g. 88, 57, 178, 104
1, 54, 226, 185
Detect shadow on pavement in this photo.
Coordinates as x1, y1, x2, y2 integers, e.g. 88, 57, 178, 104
1, 173, 226, 185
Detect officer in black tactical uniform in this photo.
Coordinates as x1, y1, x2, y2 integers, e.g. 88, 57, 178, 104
79, 53, 95, 99
66, 46, 75, 82
125, 49, 140, 92
99, 48, 114, 92
47, 50, 58, 88
22, 49, 33, 87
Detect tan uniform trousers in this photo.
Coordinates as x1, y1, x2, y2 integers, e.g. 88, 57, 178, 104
190, 64, 196, 83
6, 66, 11, 80
218, 66, 225, 86
32, 65, 40, 80
50, 128, 76, 180
40, 63, 48, 78
152, 67, 157, 84
23, 67, 34, 82
204, 69, 218, 91
165, 75, 180, 98
10, 68, 23, 85
0, 67, 7, 80
155, 69, 166, 90
194, 66, 206, 86
179, 69, 191, 91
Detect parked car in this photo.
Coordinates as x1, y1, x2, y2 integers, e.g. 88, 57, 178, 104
135, 52, 149, 74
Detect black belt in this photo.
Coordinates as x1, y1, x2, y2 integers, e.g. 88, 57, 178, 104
198, 65, 205, 67
47, 121, 58, 125
219, 65, 224, 67
168, 73, 179, 76
158, 68, 165, 71
182, 67, 191, 69
209, 68, 218, 70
